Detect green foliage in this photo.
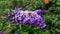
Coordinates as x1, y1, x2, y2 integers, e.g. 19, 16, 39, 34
0, 0, 60, 34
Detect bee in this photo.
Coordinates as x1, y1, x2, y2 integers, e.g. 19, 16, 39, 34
29, 12, 34, 17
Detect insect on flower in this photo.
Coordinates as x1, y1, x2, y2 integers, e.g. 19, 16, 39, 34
7, 8, 48, 28
28, 12, 34, 17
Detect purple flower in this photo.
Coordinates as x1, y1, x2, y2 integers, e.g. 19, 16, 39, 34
28, 13, 46, 28
34, 9, 48, 14
7, 8, 47, 28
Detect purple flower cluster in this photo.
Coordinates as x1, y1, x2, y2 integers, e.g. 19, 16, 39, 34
7, 8, 47, 28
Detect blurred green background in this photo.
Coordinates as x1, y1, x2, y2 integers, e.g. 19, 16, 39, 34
0, 0, 60, 34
